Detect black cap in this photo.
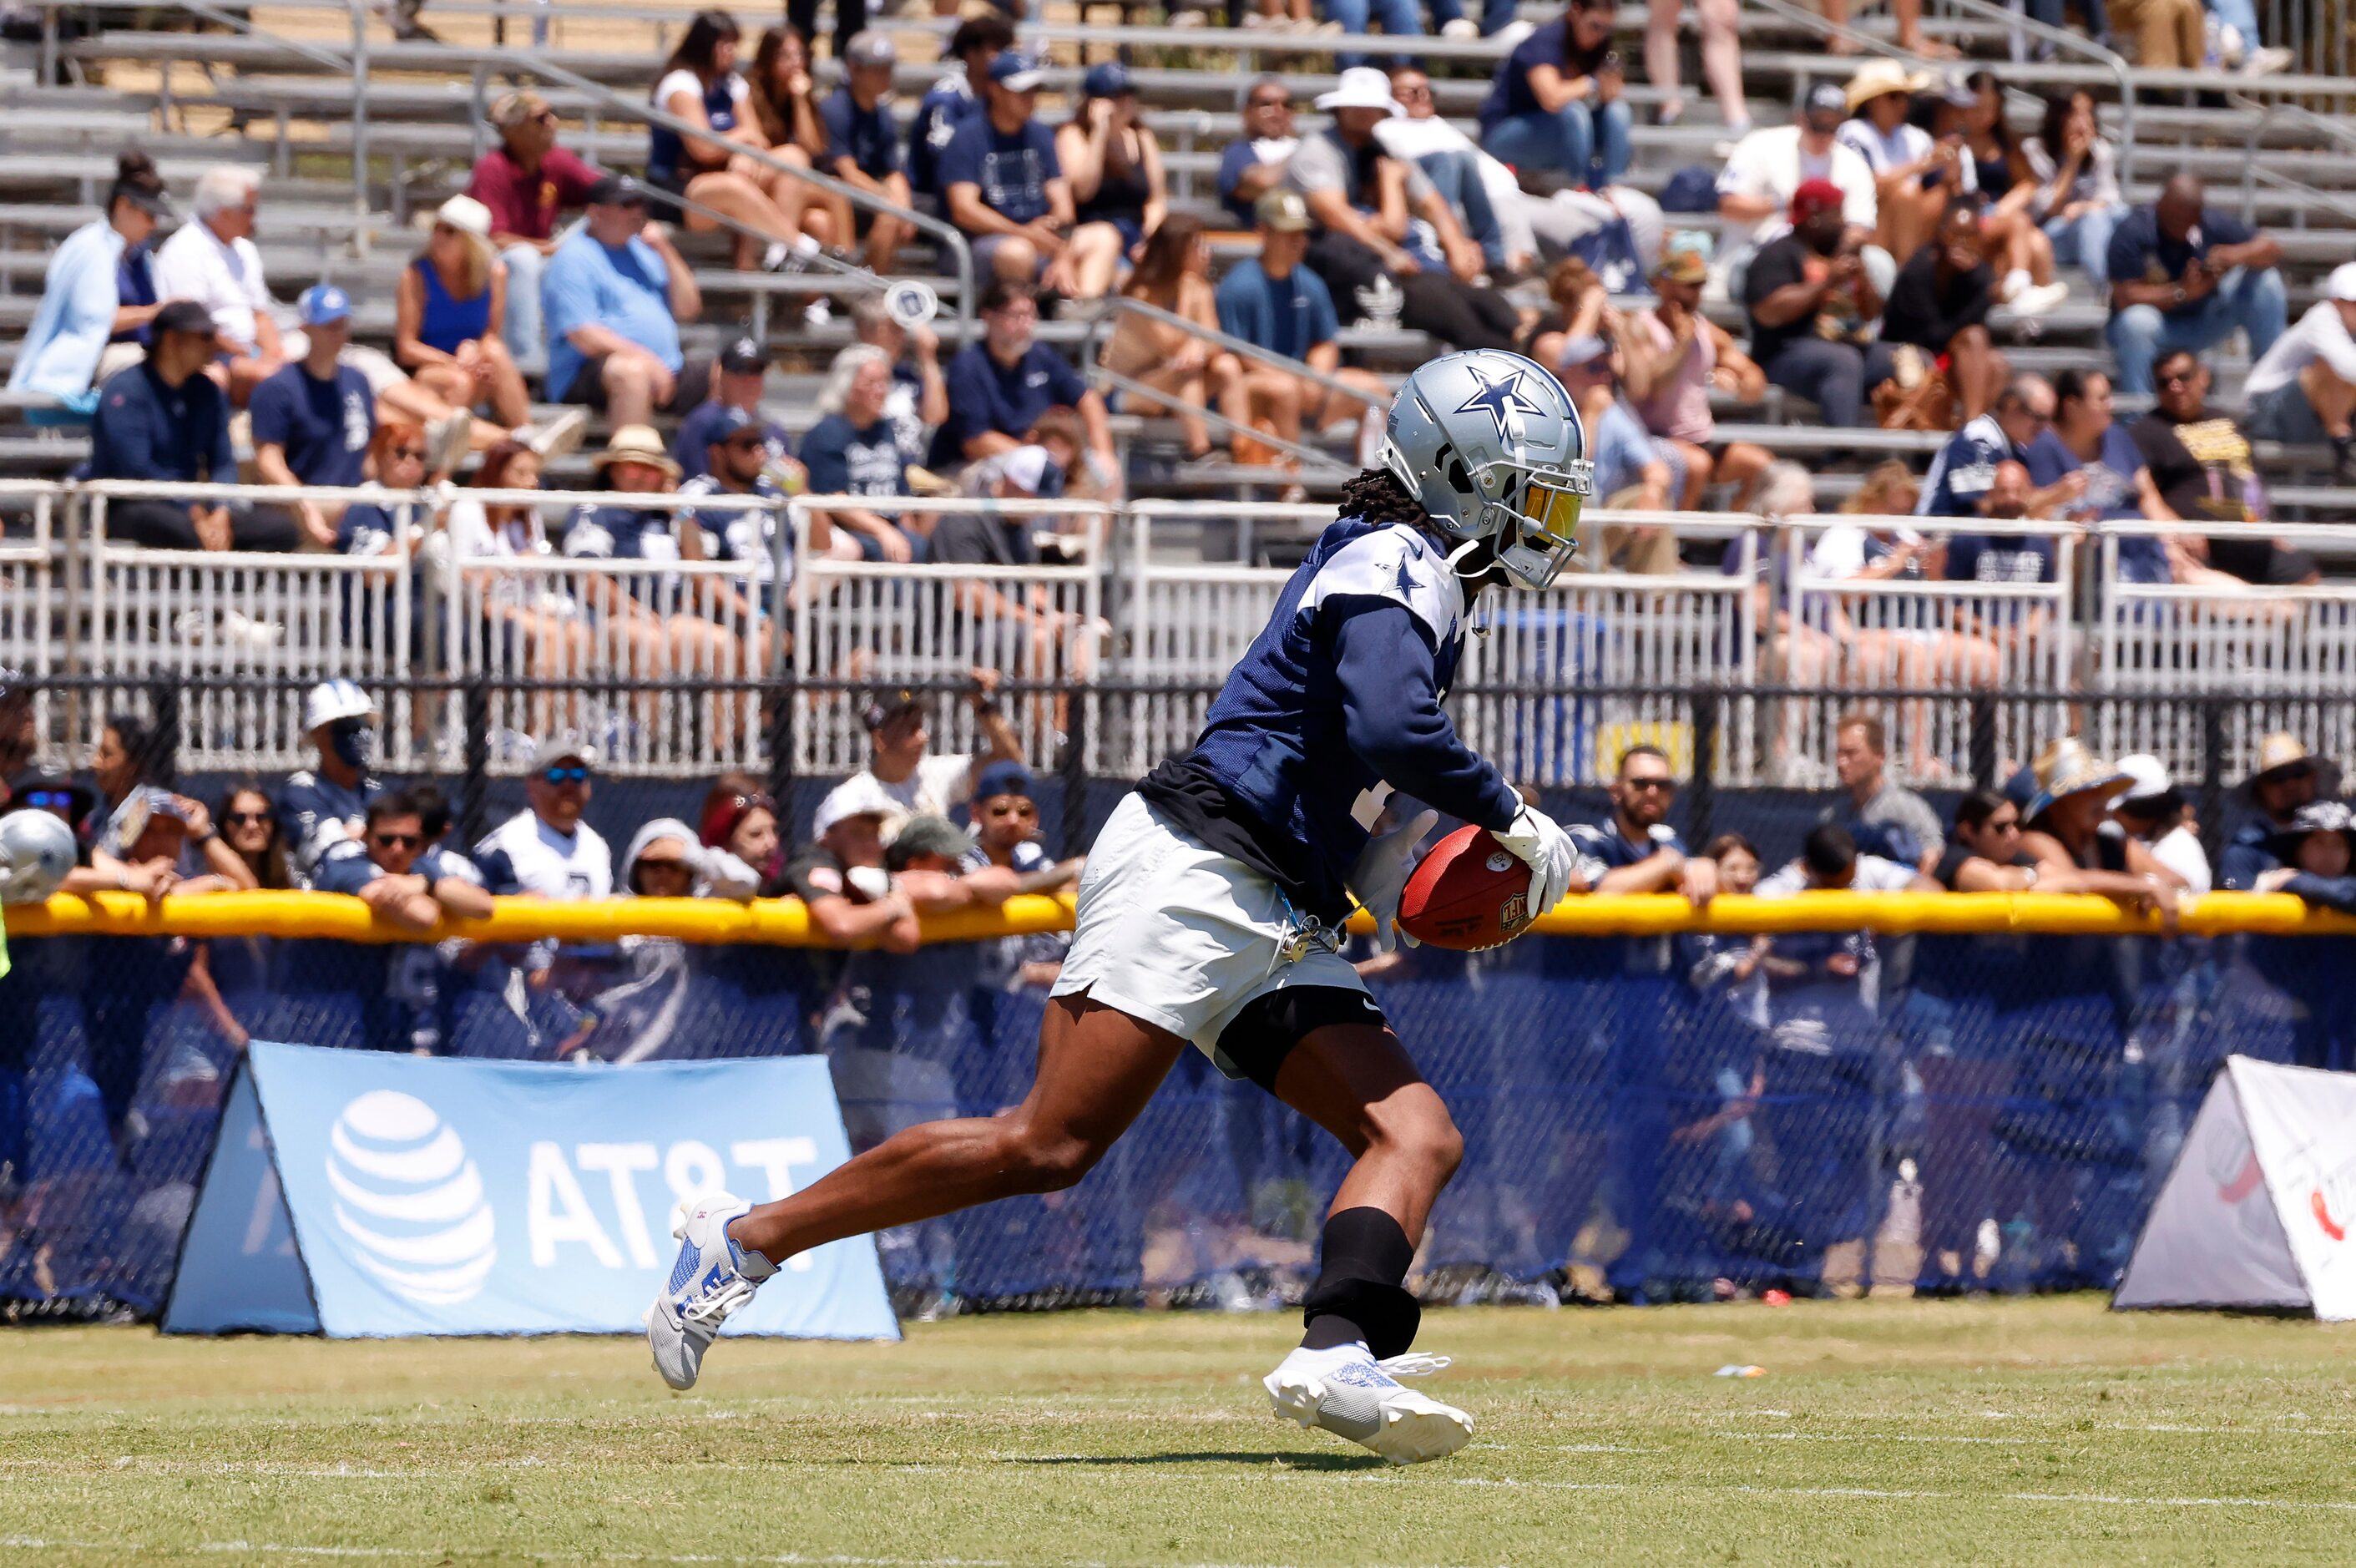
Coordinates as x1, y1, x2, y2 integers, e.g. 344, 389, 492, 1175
709, 404, 761, 441
861, 688, 923, 732
719, 335, 766, 376
586, 173, 649, 207
153, 300, 217, 336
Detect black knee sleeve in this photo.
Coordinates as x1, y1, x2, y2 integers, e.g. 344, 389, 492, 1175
1301, 1206, 1422, 1361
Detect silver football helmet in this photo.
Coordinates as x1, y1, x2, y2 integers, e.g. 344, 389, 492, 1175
0, 807, 76, 905
1381, 348, 1593, 589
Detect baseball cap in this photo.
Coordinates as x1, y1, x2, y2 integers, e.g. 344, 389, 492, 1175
1790, 178, 1847, 224
1804, 81, 1848, 118
528, 730, 599, 772
2113, 752, 2176, 805
843, 28, 896, 68
709, 404, 762, 442
886, 813, 973, 869
997, 444, 1052, 494
1656, 230, 1711, 285
812, 772, 898, 837
2329, 261, 2356, 303
297, 284, 353, 326
988, 52, 1044, 91
488, 89, 551, 127
720, 334, 767, 376
862, 688, 923, 732
120, 183, 174, 220
152, 299, 216, 337
586, 173, 650, 206
1083, 61, 1134, 99
973, 760, 1034, 803
1255, 188, 1312, 233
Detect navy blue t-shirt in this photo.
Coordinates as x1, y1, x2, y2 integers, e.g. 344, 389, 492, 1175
801, 412, 909, 498
1943, 532, 2057, 585
2105, 205, 2256, 317
1215, 259, 1338, 361
563, 501, 681, 604
931, 341, 1088, 466
672, 398, 791, 480
821, 84, 902, 181
1478, 18, 1610, 134
249, 362, 375, 488
1917, 414, 2020, 518
88, 361, 235, 490
907, 76, 983, 199
938, 116, 1060, 229
311, 836, 477, 896
2024, 424, 2169, 581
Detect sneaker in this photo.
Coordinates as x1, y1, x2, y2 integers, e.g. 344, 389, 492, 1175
2244, 45, 2294, 74
426, 411, 473, 476
2330, 434, 2355, 487
1439, 17, 1477, 37
644, 1192, 775, 1390
2008, 281, 2070, 318
1263, 1343, 1474, 1465
519, 407, 589, 461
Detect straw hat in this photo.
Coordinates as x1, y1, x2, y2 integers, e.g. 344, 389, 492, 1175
2025, 736, 2130, 821
1843, 58, 1932, 114
590, 423, 682, 479
2235, 731, 2343, 803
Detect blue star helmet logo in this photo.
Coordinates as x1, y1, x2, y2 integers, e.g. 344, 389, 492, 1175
1454, 362, 1549, 444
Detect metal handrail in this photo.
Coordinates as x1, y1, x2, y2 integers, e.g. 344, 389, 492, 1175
1085, 296, 1377, 423
474, 44, 975, 333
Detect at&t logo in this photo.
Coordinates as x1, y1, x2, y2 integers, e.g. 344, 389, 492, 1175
324, 1090, 498, 1305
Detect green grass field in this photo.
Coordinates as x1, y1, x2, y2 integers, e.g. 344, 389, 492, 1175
3, 1297, 2353, 1565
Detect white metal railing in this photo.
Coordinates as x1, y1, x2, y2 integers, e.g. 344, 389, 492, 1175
20, 482, 2356, 784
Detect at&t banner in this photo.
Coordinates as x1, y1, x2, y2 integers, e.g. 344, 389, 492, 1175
164, 1042, 899, 1339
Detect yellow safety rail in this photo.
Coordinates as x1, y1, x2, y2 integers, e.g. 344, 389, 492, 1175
6, 891, 2355, 944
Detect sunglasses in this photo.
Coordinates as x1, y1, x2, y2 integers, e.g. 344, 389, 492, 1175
726, 791, 776, 814
541, 765, 590, 785
1624, 776, 1676, 792
389, 446, 428, 462
372, 832, 422, 849
23, 789, 76, 811
225, 809, 272, 826
2157, 369, 2197, 386
637, 858, 692, 874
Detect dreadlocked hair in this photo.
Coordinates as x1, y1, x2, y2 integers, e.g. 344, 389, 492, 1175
1339, 467, 1423, 525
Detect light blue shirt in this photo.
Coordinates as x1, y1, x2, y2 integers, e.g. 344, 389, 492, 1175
542, 228, 683, 402
8, 219, 125, 412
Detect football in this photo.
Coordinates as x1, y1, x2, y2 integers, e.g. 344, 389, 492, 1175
1396, 825, 1539, 951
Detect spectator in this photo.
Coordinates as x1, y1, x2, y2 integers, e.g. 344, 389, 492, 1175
1102, 215, 1249, 464
473, 733, 612, 904
907, 13, 1014, 205
699, 774, 782, 888
782, 772, 918, 954
746, 24, 830, 167
2128, 349, 2318, 585
619, 816, 759, 902
932, 281, 1115, 483
646, 9, 824, 271
2027, 367, 2223, 586
785, 0, 865, 76
933, 448, 1105, 675
2113, 753, 2212, 895
1522, 255, 1610, 368
1557, 333, 1677, 574
1919, 371, 2077, 518
434, 441, 591, 733
2252, 802, 2356, 915
1646, 0, 1746, 138
9, 150, 171, 415
1381, 65, 1532, 280
1836, 59, 1965, 265
1716, 84, 1876, 252
1757, 821, 1929, 895
803, 343, 918, 562
543, 174, 707, 427
822, 675, 1023, 838
149, 165, 281, 404
393, 195, 533, 437
2021, 88, 2126, 294
89, 300, 299, 552
967, 760, 1078, 990
816, 31, 913, 275
249, 286, 380, 550
564, 425, 741, 683
313, 789, 493, 932
279, 679, 387, 883
1880, 202, 2004, 422
1940, 458, 2062, 594
942, 52, 1074, 289
1477, 0, 1630, 189
1568, 743, 1711, 904
2106, 173, 2287, 397
1954, 68, 2070, 319
2220, 732, 2338, 890
466, 89, 603, 377
850, 289, 949, 469
1057, 63, 1165, 301
1218, 76, 1300, 229
1288, 68, 1518, 352
1621, 234, 1772, 510
216, 781, 291, 890
2242, 260, 2356, 484
675, 404, 796, 653
1214, 190, 1390, 471
1742, 180, 1895, 429
673, 333, 791, 481
2018, 740, 2191, 918
1825, 710, 1944, 873
87, 785, 254, 896
1933, 788, 2040, 889
2106, 0, 2206, 68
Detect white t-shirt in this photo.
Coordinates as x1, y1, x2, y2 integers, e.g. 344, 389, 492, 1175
2245, 301, 2356, 401
1804, 523, 1924, 581
655, 68, 750, 124
433, 498, 576, 616
473, 807, 614, 901
1756, 853, 1918, 896
2151, 823, 2213, 896
153, 220, 274, 352
1716, 124, 1878, 244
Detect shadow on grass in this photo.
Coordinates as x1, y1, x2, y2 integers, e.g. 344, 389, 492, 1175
1012, 1451, 1385, 1471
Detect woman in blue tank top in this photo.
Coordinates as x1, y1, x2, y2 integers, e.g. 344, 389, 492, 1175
395, 194, 533, 430
647, 8, 822, 273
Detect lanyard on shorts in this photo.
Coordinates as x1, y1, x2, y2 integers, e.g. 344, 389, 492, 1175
1272, 887, 1344, 973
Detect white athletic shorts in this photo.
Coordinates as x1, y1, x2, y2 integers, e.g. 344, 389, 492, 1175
1051, 792, 1377, 1080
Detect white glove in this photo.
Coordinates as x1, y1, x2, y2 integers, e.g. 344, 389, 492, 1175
1493, 801, 1578, 921
1348, 807, 1438, 954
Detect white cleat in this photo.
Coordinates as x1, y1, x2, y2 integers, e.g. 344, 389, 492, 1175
644, 1192, 772, 1390
1263, 1343, 1474, 1465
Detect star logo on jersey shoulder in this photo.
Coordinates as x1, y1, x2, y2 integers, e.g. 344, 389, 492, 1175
1454, 363, 1547, 443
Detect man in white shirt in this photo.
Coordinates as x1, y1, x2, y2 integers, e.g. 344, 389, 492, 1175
152, 165, 284, 404
2244, 260, 2356, 484
1716, 83, 1877, 252
811, 671, 1024, 846
473, 731, 613, 906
